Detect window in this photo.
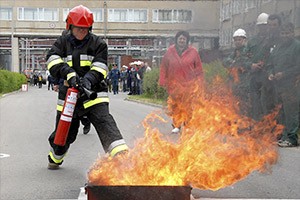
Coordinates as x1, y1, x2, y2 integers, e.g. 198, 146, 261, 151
152, 9, 192, 23
232, 0, 245, 15
43, 8, 58, 21
246, 0, 257, 10
0, 7, 12, 20
220, 2, 232, 21
108, 9, 147, 22
63, 8, 69, 21
18, 7, 58, 21
129, 9, 147, 22
262, 0, 272, 4
109, 9, 127, 22
90, 8, 103, 22
220, 29, 232, 47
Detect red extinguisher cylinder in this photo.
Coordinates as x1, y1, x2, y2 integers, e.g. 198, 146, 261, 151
54, 87, 79, 146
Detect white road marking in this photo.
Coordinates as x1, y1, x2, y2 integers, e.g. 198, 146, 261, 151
78, 187, 87, 200
0, 153, 10, 158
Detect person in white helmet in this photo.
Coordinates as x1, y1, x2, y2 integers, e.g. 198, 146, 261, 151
223, 28, 252, 117
247, 12, 273, 121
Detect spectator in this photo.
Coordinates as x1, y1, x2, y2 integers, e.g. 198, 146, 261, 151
268, 22, 300, 147
223, 28, 252, 117
137, 61, 146, 95
47, 74, 54, 90
32, 74, 38, 86
127, 63, 133, 95
109, 64, 120, 95
159, 30, 204, 133
145, 62, 152, 73
38, 73, 43, 88
247, 13, 272, 120
120, 65, 128, 92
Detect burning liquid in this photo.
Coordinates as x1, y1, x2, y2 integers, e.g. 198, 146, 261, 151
88, 78, 283, 191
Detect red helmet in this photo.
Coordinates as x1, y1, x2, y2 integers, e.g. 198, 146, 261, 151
66, 5, 94, 30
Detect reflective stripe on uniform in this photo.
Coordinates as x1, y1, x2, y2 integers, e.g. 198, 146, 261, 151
47, 55, 64, 70
80, 60, 92, 67
56, 99, 64, 111
57, 105, 63, 111
67, 61, 73, 67
91, 62, 108, 78
63, 55, 72, 67
97, 92, 109, 98
108, 139, 127, 152
80, 54, 94, 63
83, 97, 109, 109
49, 148, 66, 164
67, 72, 76, 80
109, 143, 129, 157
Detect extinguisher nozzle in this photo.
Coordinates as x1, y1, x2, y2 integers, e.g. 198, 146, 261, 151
82, 87, 97, 100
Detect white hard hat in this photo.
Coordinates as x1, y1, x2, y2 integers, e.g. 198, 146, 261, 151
256, 13, 269, 25
233, 28, 247, 38
136, 61, 142, 65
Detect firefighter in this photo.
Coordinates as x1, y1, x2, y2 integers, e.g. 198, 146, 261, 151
46, 5, 128, 169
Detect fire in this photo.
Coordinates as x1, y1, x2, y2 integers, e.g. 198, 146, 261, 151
88, 77, 283, 191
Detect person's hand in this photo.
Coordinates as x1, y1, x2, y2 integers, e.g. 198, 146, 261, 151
274, 72, 283, 80
67, 72, 79, 87
268, 74, 275, 81
251, 63, 262, 70
81, 77, 92, 90
53, 85, 59, 92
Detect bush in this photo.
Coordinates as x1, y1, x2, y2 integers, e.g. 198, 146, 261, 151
141, 60, 228, 101
142, 67, 168, 100
202, 60, 229, 84
0, 70, 27, 94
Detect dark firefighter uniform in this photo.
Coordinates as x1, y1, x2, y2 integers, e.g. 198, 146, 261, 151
46, 26, 128, 167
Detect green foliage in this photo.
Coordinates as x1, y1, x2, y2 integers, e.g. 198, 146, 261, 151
142, 67, 168, 100
141, 60, 229, 102
0, 70, 27, 94
202, 60, 229, 84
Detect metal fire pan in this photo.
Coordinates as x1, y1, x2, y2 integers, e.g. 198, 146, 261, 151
85, 185, 192, 200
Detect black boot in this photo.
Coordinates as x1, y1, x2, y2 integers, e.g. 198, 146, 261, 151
83, 123, 91, 134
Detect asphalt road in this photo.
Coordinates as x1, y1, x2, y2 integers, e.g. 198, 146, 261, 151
0, 85, 299, 200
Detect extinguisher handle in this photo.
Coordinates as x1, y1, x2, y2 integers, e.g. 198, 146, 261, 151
81, 86, 97, 100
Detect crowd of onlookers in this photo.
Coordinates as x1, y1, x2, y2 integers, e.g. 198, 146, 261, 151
106, 61, 152, 95
222, 13, 299, 147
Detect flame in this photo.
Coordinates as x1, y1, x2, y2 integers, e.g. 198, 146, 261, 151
88, 77, 283, 191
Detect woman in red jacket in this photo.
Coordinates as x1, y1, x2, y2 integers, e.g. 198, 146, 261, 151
159, 31, 204, 133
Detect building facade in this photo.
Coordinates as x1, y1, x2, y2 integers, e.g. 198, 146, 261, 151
1, 0, 299, 72
0, 0, 219, 72
219, 0, 300, 50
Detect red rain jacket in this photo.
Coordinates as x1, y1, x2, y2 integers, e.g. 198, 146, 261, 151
159, 44, 203, 94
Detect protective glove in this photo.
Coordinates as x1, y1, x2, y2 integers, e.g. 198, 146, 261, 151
81, 77, 92, 90
67, 71, 79, 88
82, 70, 103, 90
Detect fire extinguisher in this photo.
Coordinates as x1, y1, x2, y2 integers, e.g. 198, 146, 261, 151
54, 87, 79, 146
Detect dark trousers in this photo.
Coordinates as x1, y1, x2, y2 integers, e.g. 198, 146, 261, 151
112, 79, 119, 94
49, 103, 124, 156
276, 86, 299, 144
